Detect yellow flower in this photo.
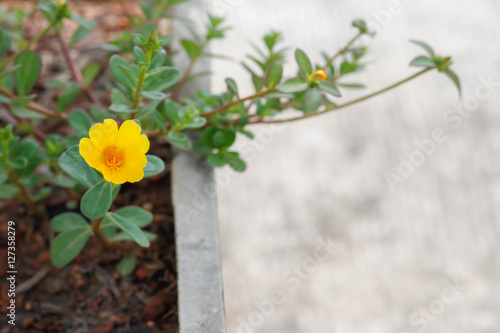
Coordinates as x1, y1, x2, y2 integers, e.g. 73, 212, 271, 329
309, 69, 328, 82
79, 119, 150, 185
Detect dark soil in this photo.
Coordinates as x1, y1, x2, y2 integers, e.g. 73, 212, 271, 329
0, 1, 179, 332
0, 143, 179, 333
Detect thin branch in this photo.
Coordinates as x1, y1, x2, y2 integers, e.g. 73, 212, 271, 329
91, 216, 135, 250
202, 88, 277, 118
57, 32, 102, 107
251, 68, 434, 124
170, 58, 196, 101
0, 87, 68, 121
321, 32, 363, 71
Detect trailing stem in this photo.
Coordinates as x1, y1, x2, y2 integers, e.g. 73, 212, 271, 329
251, 68, 434, 124
131, 48, 154, 118
57, 33, 102, 107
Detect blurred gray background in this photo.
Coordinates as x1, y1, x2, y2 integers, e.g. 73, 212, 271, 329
206, 0, 500, 332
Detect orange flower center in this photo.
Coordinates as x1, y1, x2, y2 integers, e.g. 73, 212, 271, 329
103, 146, 124, 171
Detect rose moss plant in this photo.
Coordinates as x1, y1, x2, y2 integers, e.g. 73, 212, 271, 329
0, 0, 460, 272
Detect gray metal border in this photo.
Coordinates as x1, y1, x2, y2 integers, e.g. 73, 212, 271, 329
171, 1, 227, 332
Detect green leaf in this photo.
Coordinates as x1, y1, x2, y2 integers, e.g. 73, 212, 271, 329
14, 50, 41, 96
266, 92, 294, 99
147, 53, 165, 71
143, 67, 181, 92
252, 75, 264, 92
319, 81, 341, 97
51, 212, 89, 232
165, 131, 191, 150
201, 128, 236, 149
69, 109, 92, 136
70, 17, 97, 46
410, 56, 436, 67
295, 49, 312, 76
0, 169, 8, 185
109, 55, 136, 90
134, 46, 146, 63
302, 90, 323, 114
266, 63, 283, 89
50, 226, 92, 268
183, 117, 207, 129
111, 88, 130, 106
109, 104, 133, 113
59, 146, 103, 188
207, 153, 226, 167
81, 180, 113, 219
18, 175, 41, 187
278, 78, 308, 93
140, 91, 167, 100
0, 64, 20, 82
7, 156, 28, 169
225, 78, 239, 97
0, 184, 19, 199
105, 212, 150, 247
82, 62, 101, 86
164, 100, 179, 125
117, 255, 137, 276
57, 84, 80, 112
143, 155, 165, 178
352, 19, 369, 34
33, 187, 51, 202
224, 152, 246, 172
102, 206, 153, 229
111, 231, 156, 243
49, 173, 76, 188
13, 140, 40, 176
445, 68, 461, 95
181, 39, 202, 60
0, 29, 11, 57
339, 61, 359, 76
146, 66, 173, 77
410, 40, 435, 57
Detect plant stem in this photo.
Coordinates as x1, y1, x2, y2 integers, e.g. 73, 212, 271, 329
0, 87, 68, 121
0, 20, 56, 72
171, 42, 207, 101
91, 217, 111, 246
1, 153, 37, 212
202, 88, 277, 118
252, 68, 433, 124
91, 216, 135, 250
321, 32, 363, 71
56, 32, 102, 107
131, 49, 154, 118
170, 59, 196, 101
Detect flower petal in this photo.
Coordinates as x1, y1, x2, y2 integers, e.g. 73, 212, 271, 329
89, 119, 118, 152
99, 166, 127, 185
116, 121, 150, 155
79, 138, 104, 169
119, 164, 145, 183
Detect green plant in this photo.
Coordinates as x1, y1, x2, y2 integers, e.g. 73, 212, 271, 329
0, 0, 460, 271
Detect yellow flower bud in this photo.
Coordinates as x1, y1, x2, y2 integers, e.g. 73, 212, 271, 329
309, 70, 328, 82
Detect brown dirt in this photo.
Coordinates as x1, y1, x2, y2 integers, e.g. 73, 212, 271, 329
0, 1, 179, 332
0, 143, 179, 333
